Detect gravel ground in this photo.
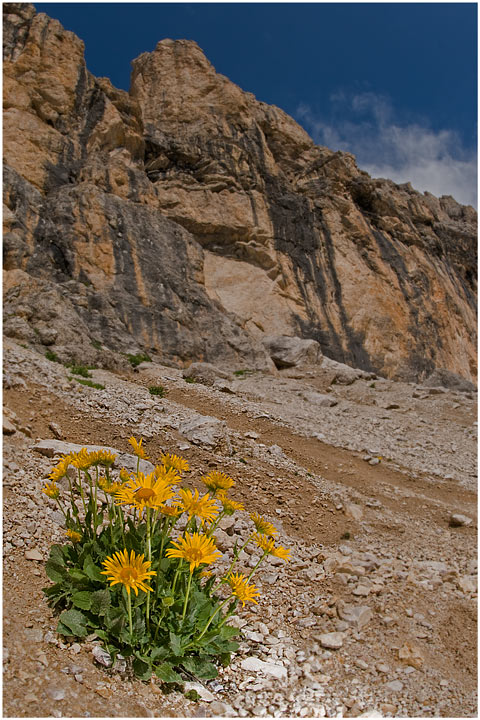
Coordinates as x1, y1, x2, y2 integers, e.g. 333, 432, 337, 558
3, 339, 477, 717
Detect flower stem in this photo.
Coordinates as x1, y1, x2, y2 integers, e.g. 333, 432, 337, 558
207, 510, 225, 537
146, 508, 151, 631
188, 596, 231, 646
247, 551, 268, 581
127, 591, 133, 639
181, 571, 193, 621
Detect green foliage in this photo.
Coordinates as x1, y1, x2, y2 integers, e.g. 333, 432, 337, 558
67, 364, 92, 378
91, 339, 102, 350
369, 382, 376, 389
43, 521, 240, 682
341, 531, 352, 540
149, 386, 166, 397
184, 377, 196, 384
45, 349, 60, 363
126, 353, 152, 368
69, 377, 105, 390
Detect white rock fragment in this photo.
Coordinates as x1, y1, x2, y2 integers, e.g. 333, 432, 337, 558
25, 549, 43, 561
240, 657, 287, 679
316, 632, 344, 650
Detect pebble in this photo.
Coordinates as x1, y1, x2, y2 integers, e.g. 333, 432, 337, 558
449, 513, 473, 527
337, 602, 373, 629
24, 548, 43, 561
385, 680, 404, 692
315, 632, 344, 650
46, 686, 66, 701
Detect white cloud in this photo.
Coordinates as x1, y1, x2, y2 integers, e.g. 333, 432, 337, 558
296, 93, 477, 208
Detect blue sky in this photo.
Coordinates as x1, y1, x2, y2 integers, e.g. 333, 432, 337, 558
35, 2, 477, 206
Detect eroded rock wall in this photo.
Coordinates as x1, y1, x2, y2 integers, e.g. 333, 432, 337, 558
3, 4, 477, 380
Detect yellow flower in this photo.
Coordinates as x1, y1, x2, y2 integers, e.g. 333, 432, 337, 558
161, 453, 189, 474
98, 477, 123, 496
158, 503, 183, 517
101, 549, 156, 596
70, 448, 94, 471
221, 497, 245, 516
48, 457, 71, 482
253, 533, 291, 561
165, 532, 221, 573
200, 569, 212, 579
115, 472, 175, 510
270, 544, 291, 561
154, 465, 180, 486
250, 512, 278, 536
66, 529, 82, 543
128, 436, 149, 460
119, 468, 131, 483
227, 573, 261, 607
177, 488, 219, 525
91, 449, 117, 467
201, 470, 235, 494
42, 481, 60, 500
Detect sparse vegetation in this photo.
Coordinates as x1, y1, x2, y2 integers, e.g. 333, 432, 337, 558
67, 364, 92, 378
45, 350, 60, 363
91, 339, 102, 350
127, 353, 152, 368
341, 531, 352, 540
69, 376, 105, 390
185, 377, 196, 384
149, 385, 166, 397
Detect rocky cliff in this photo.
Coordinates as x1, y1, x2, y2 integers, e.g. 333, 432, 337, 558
3, 4, 477, 381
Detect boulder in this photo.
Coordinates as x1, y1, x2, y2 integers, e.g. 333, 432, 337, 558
422, 368, 476, 393
262, 336, 323, 368
182, 362, 230, 386
321, 357, 375, 385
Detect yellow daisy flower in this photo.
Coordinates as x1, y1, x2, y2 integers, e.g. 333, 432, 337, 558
161, 453, 189, 474
48, 457, 71, 482
250, 512, 278, 536
165, 532, 221, 573
66, 529, 82, 543
98, 477, 123, 496
154, 465, 181, 486
115, 472, 175, 510
158, 503, 183, 517
70, 448, 94, 471
128, 436, 149, 460
42, 481, 60, 500
91, 449, 117, 467
201, 470, 235, 494
177, 488, 219, 524
253, 533, 291, 561
227, 573, 261, 607
221, 497, 245, 516
119, 468, 131, 483
101, 549, 156, 596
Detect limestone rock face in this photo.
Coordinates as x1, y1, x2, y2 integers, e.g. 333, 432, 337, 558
3, 4, 477, 381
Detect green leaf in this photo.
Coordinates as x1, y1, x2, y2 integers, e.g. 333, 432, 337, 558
58, 609, 88, 637
72, 591, 92, 611
49, 544, 67, 564
155, 662, 183, 683
68, 567, 88, 583
90, 589, 111, 616
220, 624, 240, 640
45, 559, 68, 583
150, 646, 169, 661
169, 632, 183, 657
133, 656, 152, 681
83, 556, 104, 582
182, 656, 218, 680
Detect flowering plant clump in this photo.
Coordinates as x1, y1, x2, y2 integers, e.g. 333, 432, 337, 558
42, 438, 291, 682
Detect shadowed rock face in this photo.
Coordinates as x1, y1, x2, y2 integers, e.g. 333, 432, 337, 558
3, 4, 477, 381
